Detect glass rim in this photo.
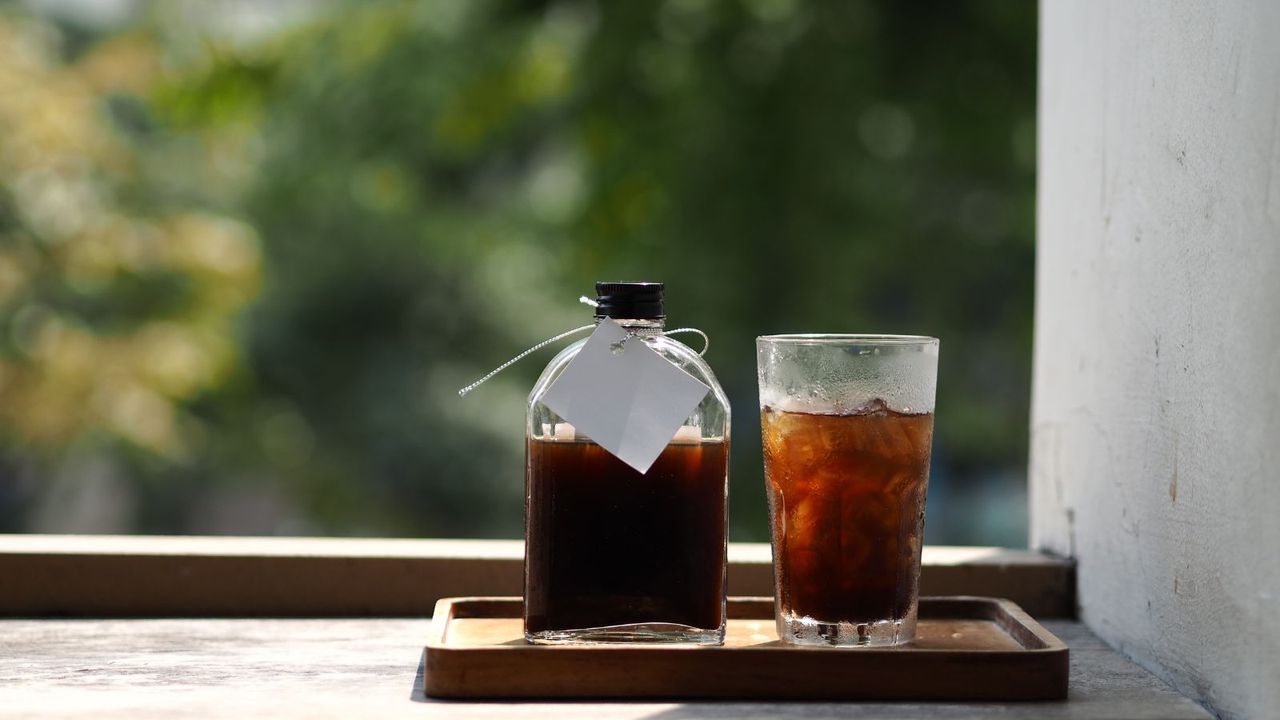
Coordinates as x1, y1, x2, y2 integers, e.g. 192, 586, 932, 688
756, 333, 938, 346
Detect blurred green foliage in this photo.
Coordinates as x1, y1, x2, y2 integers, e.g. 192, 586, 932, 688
0, 0, 1035, 544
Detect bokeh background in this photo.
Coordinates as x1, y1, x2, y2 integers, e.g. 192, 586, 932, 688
0, 0, 1035, 545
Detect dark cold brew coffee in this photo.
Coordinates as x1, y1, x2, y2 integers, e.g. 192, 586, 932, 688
761, 402, 932, 629
524, 436, 728, 640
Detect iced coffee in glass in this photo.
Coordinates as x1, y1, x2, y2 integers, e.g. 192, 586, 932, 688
756, 335, 938, 646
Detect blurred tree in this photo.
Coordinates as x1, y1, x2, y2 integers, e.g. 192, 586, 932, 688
0, 0, 1035, 544
0, 13, 260, 530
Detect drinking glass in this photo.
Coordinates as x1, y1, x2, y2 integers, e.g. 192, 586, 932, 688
756, 334, 938, 646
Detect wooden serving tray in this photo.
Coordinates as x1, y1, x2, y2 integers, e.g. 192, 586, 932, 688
425, 596, 1068, 701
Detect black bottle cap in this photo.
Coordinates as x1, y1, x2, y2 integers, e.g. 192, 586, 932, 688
594, 281, 665, 320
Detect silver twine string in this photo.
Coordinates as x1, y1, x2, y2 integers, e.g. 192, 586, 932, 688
457, 297, 709, 397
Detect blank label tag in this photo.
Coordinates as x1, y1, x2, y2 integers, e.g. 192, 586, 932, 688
541, 318, 710, 473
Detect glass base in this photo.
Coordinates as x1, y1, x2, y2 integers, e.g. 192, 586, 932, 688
526, 623, 725, 646
776, 610, 916, 647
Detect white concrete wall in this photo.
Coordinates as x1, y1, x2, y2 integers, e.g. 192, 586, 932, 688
1033, 2, 1280, 718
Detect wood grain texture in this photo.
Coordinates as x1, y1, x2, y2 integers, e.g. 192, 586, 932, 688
0, 535, 1075, 617
0, 616, 1210, 719
425, 597, 1068, 701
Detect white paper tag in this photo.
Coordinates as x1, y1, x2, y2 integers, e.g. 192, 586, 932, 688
540, 318, 711, 473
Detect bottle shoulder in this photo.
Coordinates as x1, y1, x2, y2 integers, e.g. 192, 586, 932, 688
647, 335, 727, 397
529, 335, 727, 403
526, 333, 731, 443
528, 338, 589, 402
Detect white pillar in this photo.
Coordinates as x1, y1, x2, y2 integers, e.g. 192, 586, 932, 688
1033, 2, 1280, 718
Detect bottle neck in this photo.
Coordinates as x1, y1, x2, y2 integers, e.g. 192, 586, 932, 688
598, 317, 665, 336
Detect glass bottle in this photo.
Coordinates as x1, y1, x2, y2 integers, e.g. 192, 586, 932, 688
524, 282, 730, 644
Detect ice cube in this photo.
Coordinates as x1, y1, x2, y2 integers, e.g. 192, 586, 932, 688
790, 489, 842, 551
852, 397, 891, 416
839, 488, 891, 568
884, 470, 923, 497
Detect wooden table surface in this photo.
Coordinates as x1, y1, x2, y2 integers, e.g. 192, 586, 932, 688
0, 617, 1210, 719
